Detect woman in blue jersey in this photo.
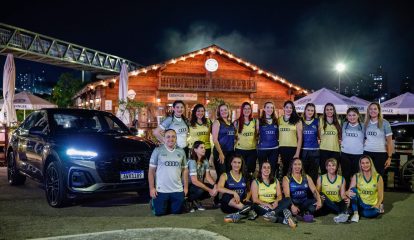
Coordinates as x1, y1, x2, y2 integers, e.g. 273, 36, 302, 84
251, 161, 296, 228
234, 102, 258, 177
363, 102, 393, 178
212, 103, 236, 182
301, 103, 320, 184
283, 158, 322, 221
319, 103, 341, 175
153, 100, 189, 155
218, 154, 254, 222
279, 101, 303, 177
187, 141, 218, 212
257, 102, 279, 177
316, 158, 349, 223
341, 107, 365, 188
346, 155, 384, 222
188, 104, 212, 160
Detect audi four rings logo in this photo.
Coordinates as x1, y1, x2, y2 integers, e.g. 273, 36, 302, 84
123, 156, 140, 164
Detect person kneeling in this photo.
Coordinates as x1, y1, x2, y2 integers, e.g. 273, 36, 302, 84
317, 158, 350, 223
187, 141, 218, 212
251, 161, 296, 228
346, 155, 383, 223
218, 154, 255, 223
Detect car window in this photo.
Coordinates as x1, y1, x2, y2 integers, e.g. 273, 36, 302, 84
51, 112, 128, 134
21, 112, 43, 130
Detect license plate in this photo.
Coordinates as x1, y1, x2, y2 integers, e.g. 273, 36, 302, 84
120, 170, 144, 180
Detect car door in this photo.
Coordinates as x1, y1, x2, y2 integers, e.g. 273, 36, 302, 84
25, 112, 48, 180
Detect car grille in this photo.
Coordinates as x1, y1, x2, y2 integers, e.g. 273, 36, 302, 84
95, 151, 151, 183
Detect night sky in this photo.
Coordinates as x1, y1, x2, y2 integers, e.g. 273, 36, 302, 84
1, 0, 413, 94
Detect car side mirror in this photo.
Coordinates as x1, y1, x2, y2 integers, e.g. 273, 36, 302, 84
129, 127, 138, 135
29, 126, 45, 136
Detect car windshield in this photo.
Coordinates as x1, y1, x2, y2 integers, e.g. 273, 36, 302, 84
392, 124, 414, 139
51, 112, 130, 134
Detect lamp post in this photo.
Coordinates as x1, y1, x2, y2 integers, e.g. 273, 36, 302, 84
335, 63, 345, 93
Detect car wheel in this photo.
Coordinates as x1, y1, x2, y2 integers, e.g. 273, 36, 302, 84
7, 151, 26, 185
401, 159, 414, 193
45, 161, 67, 208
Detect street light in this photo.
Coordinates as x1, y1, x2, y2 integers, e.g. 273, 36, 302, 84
335, 63, 346, 93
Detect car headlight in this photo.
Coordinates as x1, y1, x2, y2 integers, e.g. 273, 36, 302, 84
66, 148, 98, 159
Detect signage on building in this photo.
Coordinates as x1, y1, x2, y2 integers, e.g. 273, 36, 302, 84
167, 93, 198, 101
105, 100, 112, 110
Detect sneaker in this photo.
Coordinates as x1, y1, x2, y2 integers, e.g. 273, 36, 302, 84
189, 208, 196, 213
283, 209, 297, 228
379, 203, 384, 214
263, 211, 278, 223
334, 213, 350, 223
351, 213, 360, 223
194, 201, 206, 211
224, 213, 241, 223
248, 210, 258, 220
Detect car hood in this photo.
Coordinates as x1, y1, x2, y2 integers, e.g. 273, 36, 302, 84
53, 133, 155, 154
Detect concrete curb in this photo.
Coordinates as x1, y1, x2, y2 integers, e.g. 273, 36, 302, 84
32, 227, 231, 240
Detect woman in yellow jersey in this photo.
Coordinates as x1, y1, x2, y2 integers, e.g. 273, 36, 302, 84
317, 158, 349, 223
234, 102, 258, 177
251, 162, 296, 228
279, 101, 303, 177
319, 103, 341, 175
346, 155, 384, 222
188, 104, 212, 160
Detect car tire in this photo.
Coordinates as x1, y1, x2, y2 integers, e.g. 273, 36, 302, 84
45, 161, 67, 208
7, 151, 26, 185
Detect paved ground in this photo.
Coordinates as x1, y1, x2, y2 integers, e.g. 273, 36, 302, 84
1, 167, 414, 240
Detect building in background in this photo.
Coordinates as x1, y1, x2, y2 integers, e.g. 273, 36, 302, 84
400, 76, 413, 94
370, 66, 388, 102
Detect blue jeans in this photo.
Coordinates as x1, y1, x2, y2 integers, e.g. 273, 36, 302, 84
152, 192, 185, 216
350, 188, 380, 218
320, 193, 347, 214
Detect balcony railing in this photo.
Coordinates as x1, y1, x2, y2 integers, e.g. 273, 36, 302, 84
159, 75, 256, 92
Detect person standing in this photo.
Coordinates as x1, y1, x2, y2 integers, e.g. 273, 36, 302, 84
153, 100, 189, 155
188, 104, 212, 160
363, 102, 393, 178
234, 102, 258, 177
341, 107, 365, 187
319, 103, 341, 175
301, 103, 320, 183
257, 102, 279, 177
278, 101, 303, 177
148, 129, 188, 216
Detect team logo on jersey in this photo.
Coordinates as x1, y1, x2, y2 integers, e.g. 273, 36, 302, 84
324, 131, 336, 135
304, 184, 308, 188
367, 131, 378, 136
312, 125, 317, 129
280, 128, 291, 131
242, 182, 246, 186
164, 161, 180, 167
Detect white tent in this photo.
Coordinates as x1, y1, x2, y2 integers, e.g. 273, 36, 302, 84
350, 96, 371, 113
294, 88, 364, 114
0, 91, 57, 119
381, 92, 414, 121
0, 54, 17, 126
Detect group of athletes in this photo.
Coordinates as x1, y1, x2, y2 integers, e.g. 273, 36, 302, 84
148, 99, 392, 228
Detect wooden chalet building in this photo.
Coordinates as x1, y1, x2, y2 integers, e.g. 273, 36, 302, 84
73, 45, 307, 128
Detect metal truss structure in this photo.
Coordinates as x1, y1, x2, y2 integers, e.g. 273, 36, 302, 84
0, 23, 141, 73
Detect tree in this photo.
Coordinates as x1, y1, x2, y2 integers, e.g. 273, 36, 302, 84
51, 73, 83, 108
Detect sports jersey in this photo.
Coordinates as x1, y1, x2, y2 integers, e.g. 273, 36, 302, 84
235, 119, 257, 150
364, 120, 392, 152
256, 179, 277, 203
187, 159, 210, 184
218, 120, 236, 152
188, 120, 211, 149
302, 118, 319, 150
258, 119, 279, 150
160, 116, 189, 148
319, 119, 340, 152
356, 173, 380, 206
149, 145, 187, 193
320, 174, 344, 202
224, 171, 247, 200
341, 122, 365, 154
278, 116, 298, 147
286, 175, 309, 203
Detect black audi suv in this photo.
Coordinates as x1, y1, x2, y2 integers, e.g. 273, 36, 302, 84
7, 109, 155, 207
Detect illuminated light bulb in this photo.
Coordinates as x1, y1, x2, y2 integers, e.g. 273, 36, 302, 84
304, 90, 308, 94
258, 70, 263, 74
228, 54, 233, 58
190, 54, 195, 58
180, 57, 186, 61
252, 67, 257, 71
170, 59, 177, 64
156, 98, 161, 103
152, 65, 158, 70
